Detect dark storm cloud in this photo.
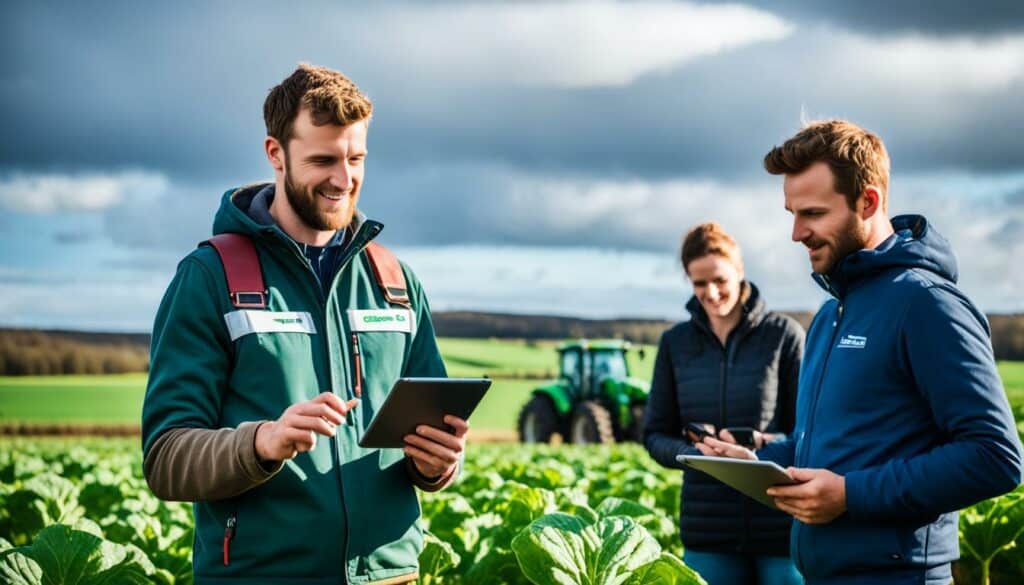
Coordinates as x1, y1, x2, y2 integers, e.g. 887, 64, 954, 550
3, 0, 1023, 192
698, 0, 1024, 36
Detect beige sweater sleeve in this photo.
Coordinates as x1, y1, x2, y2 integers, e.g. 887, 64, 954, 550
144, 422, 284, 502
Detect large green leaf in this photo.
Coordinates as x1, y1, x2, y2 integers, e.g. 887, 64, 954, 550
512, 513, 661, 585
596, 497, 655, 519
421, 493, 476, 547
4, 474, 82, 545
465, 540, 530, 585
597, 498, 678, 555
419, 530, 461, 584
0, 524, 154, 585
960, 488, 1024, 564
625, 553, 706, 585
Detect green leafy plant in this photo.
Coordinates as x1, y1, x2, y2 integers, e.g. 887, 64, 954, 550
0, 524, 154, 584
960, 486, 1024, 585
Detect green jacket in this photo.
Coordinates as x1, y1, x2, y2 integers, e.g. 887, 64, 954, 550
142, 184, 447, 584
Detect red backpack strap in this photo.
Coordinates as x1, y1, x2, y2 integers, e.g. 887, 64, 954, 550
203, 233, 267, 309
365, 241, 410, 308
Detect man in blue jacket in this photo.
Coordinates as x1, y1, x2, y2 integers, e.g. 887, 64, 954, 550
698, 119, 1023, 584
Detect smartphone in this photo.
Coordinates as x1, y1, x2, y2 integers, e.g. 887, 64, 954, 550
722, 426, 756, 449
684, 422, 716, 443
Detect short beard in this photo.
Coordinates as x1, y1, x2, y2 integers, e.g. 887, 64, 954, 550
821, 213, 869, 274
283, 155, 354, 232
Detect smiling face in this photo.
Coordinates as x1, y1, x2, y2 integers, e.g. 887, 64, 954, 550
686, 254, 743, 319
265, 108, 368, 244
784, 161, 868, 274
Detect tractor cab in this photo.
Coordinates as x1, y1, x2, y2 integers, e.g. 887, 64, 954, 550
558, 341, 630, 401
519, 339, 650, 444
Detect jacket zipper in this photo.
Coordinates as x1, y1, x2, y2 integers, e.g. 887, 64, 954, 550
719, 351, 727, 429
321, 224, 378, 584
794, 294, 845, 575
269, 224, 379, 582
223, 513, 236, 566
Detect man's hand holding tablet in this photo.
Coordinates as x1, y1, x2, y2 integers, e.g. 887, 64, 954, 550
403, 415, 468, 480
694, 434, 846, 524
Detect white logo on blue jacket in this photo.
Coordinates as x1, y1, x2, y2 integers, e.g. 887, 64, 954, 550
837, 334, 867, 349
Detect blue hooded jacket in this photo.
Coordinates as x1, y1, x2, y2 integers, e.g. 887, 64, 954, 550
758, 214, 1023, 583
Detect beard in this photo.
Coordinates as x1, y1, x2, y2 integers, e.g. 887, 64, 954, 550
808, 212, 868, 274
283, 158, 357, 232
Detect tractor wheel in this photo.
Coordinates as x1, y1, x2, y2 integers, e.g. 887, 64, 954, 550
518, 395, 561, 443
569, 401, 616, 444
629, 403, 646, 442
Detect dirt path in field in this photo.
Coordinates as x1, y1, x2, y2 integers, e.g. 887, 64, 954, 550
0, 423, 523, 442
0, 423, 142, 436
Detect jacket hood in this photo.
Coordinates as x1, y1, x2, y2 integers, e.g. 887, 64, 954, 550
814, 214, 958, 298
212, 184, 272, 237
686, 280, 767, 332
210, 183, 375, 243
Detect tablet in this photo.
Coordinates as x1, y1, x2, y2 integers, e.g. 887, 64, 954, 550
675, 454, 800, 510
358, 377, 492, 448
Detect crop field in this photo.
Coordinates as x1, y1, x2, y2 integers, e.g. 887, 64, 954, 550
0, 439, 703, 584
2, 438, 1024, 584
1, 348, 1024, 583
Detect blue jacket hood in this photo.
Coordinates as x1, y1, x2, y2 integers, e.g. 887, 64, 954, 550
814, 214, 959, 298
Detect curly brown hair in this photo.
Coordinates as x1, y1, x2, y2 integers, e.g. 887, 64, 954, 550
763, 119, 890, 212
263, 63, 373, 149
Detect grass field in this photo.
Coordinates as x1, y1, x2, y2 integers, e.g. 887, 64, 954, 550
1, 343, 1017, 431
1002, 360, 1024, 402
0, 373, 147, 424
0, 338, 656, 430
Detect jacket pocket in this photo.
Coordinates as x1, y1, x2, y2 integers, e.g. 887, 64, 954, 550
355, 330, 409, 418
797, 518, 910, 578
232, 330, 319, 406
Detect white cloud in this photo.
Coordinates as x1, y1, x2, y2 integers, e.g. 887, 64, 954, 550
823, 31, 1024, 95
893, 171, 1024, 311
378, 1, 793, 88
0, 171, 169, 213
0, 267, 171, 331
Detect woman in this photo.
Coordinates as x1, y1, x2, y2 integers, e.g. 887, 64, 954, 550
643, 222, 805, 585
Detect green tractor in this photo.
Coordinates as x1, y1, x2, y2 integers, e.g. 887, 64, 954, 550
518, 339, 650, 444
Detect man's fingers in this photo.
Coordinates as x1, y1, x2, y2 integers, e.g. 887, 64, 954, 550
767, 480, 819, 498
443, 415, 470, 438
285, 414, 337, 437
308, 394, 360, 415
291, 402, 346, 425
786, 467, 819, 482
312, 391, 347, 412
414, 425, 464, 451
774, 498, 811, 521
404, 434, 459, 465
279, 427, 316, 451
718, 429, 737, 444
404, 443, 448, 470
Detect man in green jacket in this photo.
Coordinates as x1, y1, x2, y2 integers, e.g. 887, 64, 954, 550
141, 63, 465, 585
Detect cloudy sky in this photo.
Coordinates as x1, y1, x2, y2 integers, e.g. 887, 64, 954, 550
2, 1, 1023, 331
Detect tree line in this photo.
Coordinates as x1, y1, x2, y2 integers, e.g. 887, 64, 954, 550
0, 329, 150, 375
2, 310, 1023, 375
